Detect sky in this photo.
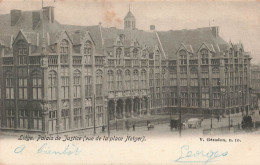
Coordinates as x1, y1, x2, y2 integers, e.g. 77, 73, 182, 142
0, 0, 260, 64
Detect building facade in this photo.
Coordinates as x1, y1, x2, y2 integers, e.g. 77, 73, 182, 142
251, 64, 260, 109
0, 7, 252, 133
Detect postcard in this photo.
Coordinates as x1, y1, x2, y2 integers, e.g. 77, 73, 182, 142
0, 0, 260, 164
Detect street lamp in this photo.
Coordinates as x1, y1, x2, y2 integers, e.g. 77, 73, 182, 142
179, 96, 182, 137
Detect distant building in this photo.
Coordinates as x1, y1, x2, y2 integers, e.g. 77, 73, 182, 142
0, 6, 252, 133
251, 64, 260, 109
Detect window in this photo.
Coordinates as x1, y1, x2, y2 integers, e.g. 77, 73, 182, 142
85, 76, 92, 98
5, 71, 14, 99
84, 41, 92, 65
6, 109, 15, 128
155, 73, 160, 87
142, 49, 147, 58
133, 48, 138, 58
48, 71, 57, 100
201, 78, 209, 86
133, 48, 139, 66
33, 109, 42, 130
180, 78, 187, 86
133, 70, 139, 89
191, 78, 198, 86
61, 77, 69, 99
155, 50, 160, 65
32, 72, 42, 100
61, 109, 69, 130
49, 110, 57, 132
96, 70, 103, 96
179, 50, 187, 65
19, 109, 28, 129
17, 40, 28, 65
73, 70, 81, 98
201, 49, 209, 64
161, 69, 166, 86
107, 70, 114, 91
149, 69, 154, 87
18, 78, 27, 99
60, 40, 69, 64
74, 108, 82, 128
141, 70, 146, 89
116, 70, 123, 90
125, 70, 131, 90
116, 48, 122, 65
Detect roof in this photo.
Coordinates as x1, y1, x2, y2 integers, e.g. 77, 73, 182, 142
124, 11, 135, 19
157, 27, 228, 60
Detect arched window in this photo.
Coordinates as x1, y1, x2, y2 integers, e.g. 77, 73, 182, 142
125, 70, 131, 90
60, 39, 69, 64
96, 70, 103, 96
133, 70, 139, 89
200, 49, 209, 64
73, 70, 81, 98
179, 50, 187, 65
48, 70, 57, 100
141, 70, 146, 89
116, 48, 122, 65
17, 40, 28, 65
107, 70, 114, 91
84, 41, 92, 64
32, 71, 42, 100
116, 70, 123, 90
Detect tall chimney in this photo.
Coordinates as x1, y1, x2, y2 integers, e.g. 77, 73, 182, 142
11, 9, 22, 26
43, 6, 55, 23
210, 26, 219, 37
32, 11, 41, 29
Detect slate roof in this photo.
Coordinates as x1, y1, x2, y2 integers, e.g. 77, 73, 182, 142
0, 8, 233, 60
157, 27, 228, 60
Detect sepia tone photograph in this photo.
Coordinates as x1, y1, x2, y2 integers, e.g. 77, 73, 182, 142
0, 0, 260, 164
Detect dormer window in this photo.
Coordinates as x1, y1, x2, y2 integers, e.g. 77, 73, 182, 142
60, 39, 69, 64
133, 48, 138, 58
84, 41, 92, 65
200, 49, 209, 64
142, 50, 147, 58
17, 40, 28, 65
179, 50, 187, 65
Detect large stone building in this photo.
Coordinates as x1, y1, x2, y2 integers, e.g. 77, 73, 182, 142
0, 7, 252, 133
251, 64, 260, 109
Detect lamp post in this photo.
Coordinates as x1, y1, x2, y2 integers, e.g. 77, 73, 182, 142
179, 96, 182, 137
105, 98, 110, 137
93, 95, 96, 134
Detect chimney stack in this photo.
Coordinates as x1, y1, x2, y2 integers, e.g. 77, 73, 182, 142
11, 9, 22, 26
32, 11, 41, 29
150, 25, 155, 31
43, 6, 55, 23
210, 26, 219, 37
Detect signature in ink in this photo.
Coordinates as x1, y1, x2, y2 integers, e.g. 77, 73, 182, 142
14, 143, 81, 156
175, 145, 228, 164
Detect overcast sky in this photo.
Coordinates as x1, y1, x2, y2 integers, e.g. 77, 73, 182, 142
1, 0, 260, 64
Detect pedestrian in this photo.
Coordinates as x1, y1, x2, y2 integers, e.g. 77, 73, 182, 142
102, 125, 105, 132
148, 123, 150, 131
133, 124, 135, 131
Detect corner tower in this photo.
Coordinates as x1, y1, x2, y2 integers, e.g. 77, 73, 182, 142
124, 4, 136, 30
